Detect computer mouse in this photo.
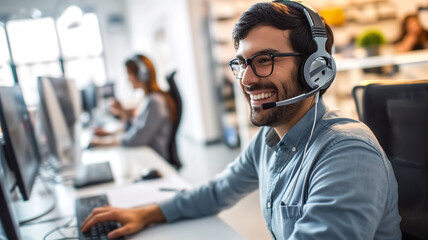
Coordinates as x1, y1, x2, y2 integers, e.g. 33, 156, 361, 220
140, 168, 162, 180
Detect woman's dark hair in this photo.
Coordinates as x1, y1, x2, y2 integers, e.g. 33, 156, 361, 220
232, 2, 334, 94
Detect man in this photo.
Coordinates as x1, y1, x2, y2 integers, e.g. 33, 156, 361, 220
81, 1, 401, 239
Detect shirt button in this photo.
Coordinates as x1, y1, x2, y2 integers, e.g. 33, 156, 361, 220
267, 201, 271, 208
291, 147, 296, 152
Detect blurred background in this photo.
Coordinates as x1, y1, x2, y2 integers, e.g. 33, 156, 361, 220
1, 0, 428, 239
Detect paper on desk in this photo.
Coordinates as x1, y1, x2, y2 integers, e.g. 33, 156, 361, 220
107, 175, 191, 208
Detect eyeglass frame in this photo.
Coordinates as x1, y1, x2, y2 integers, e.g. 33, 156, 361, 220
229, 52, 302, 79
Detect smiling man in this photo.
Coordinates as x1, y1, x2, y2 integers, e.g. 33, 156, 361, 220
81, 1, 401, 239
235, 24, 309, 136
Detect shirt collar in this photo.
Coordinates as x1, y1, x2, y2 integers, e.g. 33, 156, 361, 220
265, 99, 328, 149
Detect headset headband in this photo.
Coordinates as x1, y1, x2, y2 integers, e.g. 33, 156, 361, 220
273, 0, 326, 38
272, 0, 336, 91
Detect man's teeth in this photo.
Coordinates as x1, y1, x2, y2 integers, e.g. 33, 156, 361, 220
250, 92, 273, 101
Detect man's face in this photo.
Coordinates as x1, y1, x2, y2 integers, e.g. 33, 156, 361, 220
236, 25, 305, 127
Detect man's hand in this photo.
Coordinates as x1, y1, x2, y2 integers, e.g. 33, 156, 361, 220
80, 204, 166, 239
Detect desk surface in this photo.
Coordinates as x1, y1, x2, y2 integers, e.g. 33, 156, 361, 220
19, 146, 245, 240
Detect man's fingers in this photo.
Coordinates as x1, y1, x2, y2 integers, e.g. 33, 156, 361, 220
107, 225, 137, 239
81, 208, 116, 232
81, 206, 110, 228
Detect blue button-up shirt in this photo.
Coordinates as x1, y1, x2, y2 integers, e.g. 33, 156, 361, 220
159, 99, 401, 239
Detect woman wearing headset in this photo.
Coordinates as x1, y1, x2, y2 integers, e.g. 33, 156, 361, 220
89, 54, 177, 161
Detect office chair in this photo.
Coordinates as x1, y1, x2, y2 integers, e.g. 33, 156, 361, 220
352, 79, 428, 240
166, 71, 183, 170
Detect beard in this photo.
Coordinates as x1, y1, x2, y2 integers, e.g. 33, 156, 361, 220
243, 78, 306, 127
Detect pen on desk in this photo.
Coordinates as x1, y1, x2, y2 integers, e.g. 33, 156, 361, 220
159, 187, 182, 192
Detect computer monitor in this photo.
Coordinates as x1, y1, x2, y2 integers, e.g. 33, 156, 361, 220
28, 103, 53, 163
0, 147, 21, 240
98, 82, 115, 99
37, 77, 75, 164
81, 82, 97, 117
0, 86, 41, 201
38, 76, 81, 140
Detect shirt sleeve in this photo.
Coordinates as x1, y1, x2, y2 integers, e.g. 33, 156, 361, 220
158, 134, 261, 222
289, 138, 401, 240
120, 96, 167, 147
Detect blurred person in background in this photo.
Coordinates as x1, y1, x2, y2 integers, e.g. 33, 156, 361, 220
394, 14, 428, 52
89, 54, 177, 162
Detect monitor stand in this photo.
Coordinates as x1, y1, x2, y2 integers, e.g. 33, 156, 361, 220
11, 178, 55, 224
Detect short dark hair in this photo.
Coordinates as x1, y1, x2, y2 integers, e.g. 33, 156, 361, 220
233, 2, 334, 56
232, 2, 334, 94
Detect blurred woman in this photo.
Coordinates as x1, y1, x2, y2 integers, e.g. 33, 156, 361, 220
394, 14, 428, 52
90, 54, 177, 161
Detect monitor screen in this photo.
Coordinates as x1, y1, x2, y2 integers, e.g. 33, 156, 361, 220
0, 148, 21, 240
37, 77, 75, 164
37, 78, 59, 161
81, 82, 97, 114
98, 82, 115, 99
28, 91, 54, 162
41, 77, 76, 135
0, 86, 41, 200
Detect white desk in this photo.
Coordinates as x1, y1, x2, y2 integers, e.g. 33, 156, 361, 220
19, 146, 245, 240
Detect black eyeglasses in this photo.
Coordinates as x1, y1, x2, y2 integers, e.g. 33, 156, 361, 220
229, 52, 301, 79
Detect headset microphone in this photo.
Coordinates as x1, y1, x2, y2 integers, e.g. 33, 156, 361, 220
262, 84, 319, 110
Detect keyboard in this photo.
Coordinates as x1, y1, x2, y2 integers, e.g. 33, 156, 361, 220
73, 162, 114, 188
76, 194, 125, 240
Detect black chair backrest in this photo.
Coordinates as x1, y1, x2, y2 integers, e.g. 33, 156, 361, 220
356, 79, 428, 239
166, 71, 182, 170
352, 85, 365, 121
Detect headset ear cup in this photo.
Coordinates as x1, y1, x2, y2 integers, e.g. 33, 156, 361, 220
138, 64, 150, 83
131, 55, 151, 83
299, 58, 312, 91
309, 56, 335, 90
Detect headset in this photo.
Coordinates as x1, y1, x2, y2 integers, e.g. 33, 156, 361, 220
262, 0, 336, 110
130, 55, 151, 83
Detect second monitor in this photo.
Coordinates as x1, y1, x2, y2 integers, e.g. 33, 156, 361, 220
0, 86, 41, 201
37, 76, 80, 164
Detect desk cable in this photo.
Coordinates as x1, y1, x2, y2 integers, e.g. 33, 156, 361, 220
42, 216, 77, 240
